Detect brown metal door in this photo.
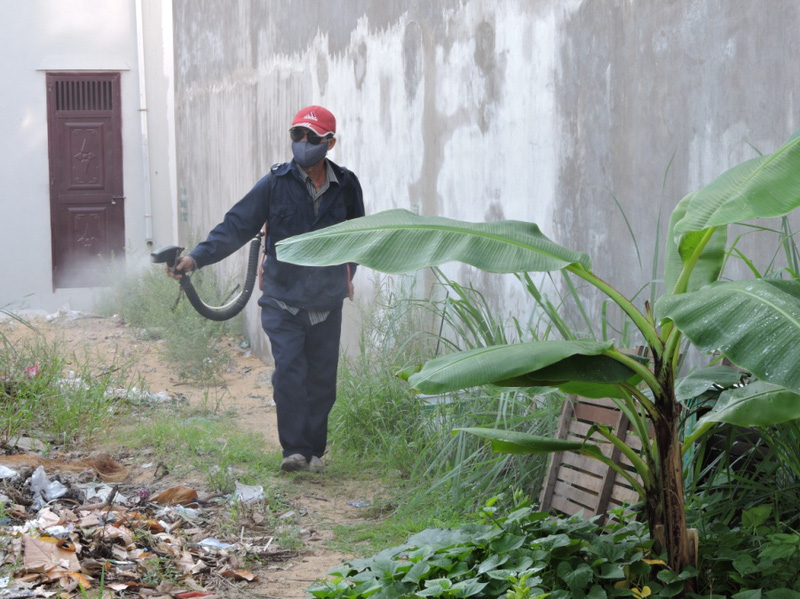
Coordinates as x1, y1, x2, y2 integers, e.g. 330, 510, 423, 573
47, 72, 125, 288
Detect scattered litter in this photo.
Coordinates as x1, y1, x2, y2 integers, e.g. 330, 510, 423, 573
27, 466, 67, 510
81, 483, 130, 505
0, 466, 18, 480
0, 465, 295, 597
235, 481, 264, 504
156, 504, 203, 522
346, 500, 371, 508
197, 537, 233, 551
51, 376, 179, 406
104, 386, 177, 404
42, 524, 72, 538
44, 304, 101, 322
57, 371, 89, 391
0, 453, 128, 483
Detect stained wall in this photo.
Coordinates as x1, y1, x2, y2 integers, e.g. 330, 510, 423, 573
172, 1, 799, 358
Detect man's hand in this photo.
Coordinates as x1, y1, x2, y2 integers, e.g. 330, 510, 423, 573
347, 278, 354, 301
166, 256, 196, 280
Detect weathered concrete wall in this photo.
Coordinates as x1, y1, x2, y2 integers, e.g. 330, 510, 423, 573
0, 0, 177, 313
172, 0, 799, 358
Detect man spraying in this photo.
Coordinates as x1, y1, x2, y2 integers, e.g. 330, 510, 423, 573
169, 105, 365, 472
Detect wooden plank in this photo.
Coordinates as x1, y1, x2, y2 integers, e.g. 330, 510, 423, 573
550, 493, 593, 516
610, 483, 640, 505
553, 480, 598, 510
595, 407, 631, 518
567, 420, 612, 443
574, 403, 620, 426
558, 465, 603, 492
560, 452, 608, 477
624, 433, 644, 450
538, 399, 576, 509
578, 396, 618, 409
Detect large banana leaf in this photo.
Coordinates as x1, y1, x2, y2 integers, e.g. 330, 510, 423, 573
683, 381, 800, 447
455, 427, 605, 459
497, 353, 645, 399
276, 209, 591, 274
406, 339, 635, 395
657, 279, 800, 393
674, 131, 800, 234
663, 192, 727, 294
674, 364, 748, 403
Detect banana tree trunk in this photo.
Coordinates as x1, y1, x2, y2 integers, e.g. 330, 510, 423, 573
650, 358, 697, 591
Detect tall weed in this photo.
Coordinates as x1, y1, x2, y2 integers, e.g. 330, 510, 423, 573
331, 272, 562, 520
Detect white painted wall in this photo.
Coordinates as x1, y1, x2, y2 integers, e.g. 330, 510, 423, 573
0, 0, 177, 313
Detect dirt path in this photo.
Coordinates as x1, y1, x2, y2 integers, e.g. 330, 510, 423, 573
0, 312, 377, 598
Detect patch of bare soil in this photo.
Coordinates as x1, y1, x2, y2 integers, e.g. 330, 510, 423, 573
0, 313, 381, 598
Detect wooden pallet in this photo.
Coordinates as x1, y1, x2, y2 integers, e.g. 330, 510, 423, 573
538, 395, 645, 522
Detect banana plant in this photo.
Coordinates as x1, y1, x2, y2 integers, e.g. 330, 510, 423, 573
276, 131, 800, 576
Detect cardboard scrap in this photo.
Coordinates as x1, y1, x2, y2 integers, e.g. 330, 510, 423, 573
22, 535, 81, 573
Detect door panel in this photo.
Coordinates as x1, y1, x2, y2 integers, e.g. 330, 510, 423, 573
47, 73, 124, 288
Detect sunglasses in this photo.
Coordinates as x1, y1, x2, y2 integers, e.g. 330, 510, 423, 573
290, 127, 332, 145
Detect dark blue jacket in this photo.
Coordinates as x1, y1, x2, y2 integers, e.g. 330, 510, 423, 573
189, 159, 365, 311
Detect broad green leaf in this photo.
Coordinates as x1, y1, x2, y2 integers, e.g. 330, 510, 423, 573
449, 579, 489, 596
553, 380, 632, 400
513, 354, 637, 385
277, 209, 591, 274
456, 427, 605, 459
764, 589, 800, 599
664, 192, 728, 294
696, 381, 800, 428
407, 339, 623, 395
674, 365, 747, 402
741, 505, 773, 530
476, 553, 506, 574
401, 561, 431, 584
497, 353, 645, 399
587, 585, 608, 599
657, 280, 800, 393
675, 130, 800, 234
558, 561, 594, 592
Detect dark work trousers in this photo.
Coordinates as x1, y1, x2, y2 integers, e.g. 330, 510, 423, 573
260, 299, 343, 460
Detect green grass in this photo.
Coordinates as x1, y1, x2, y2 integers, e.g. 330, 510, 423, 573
118, 406, 281, 492
0, 333, 137, 450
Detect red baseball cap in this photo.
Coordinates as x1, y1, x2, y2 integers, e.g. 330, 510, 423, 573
290, 105, 336, 136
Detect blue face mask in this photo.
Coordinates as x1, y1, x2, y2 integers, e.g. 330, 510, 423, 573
292, 140, 328, 167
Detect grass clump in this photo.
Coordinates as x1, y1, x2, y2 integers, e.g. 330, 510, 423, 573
0, 333, 136, 450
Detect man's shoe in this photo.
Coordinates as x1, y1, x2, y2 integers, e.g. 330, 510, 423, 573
309, 456, 325, 473
281, 453, 308, 472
